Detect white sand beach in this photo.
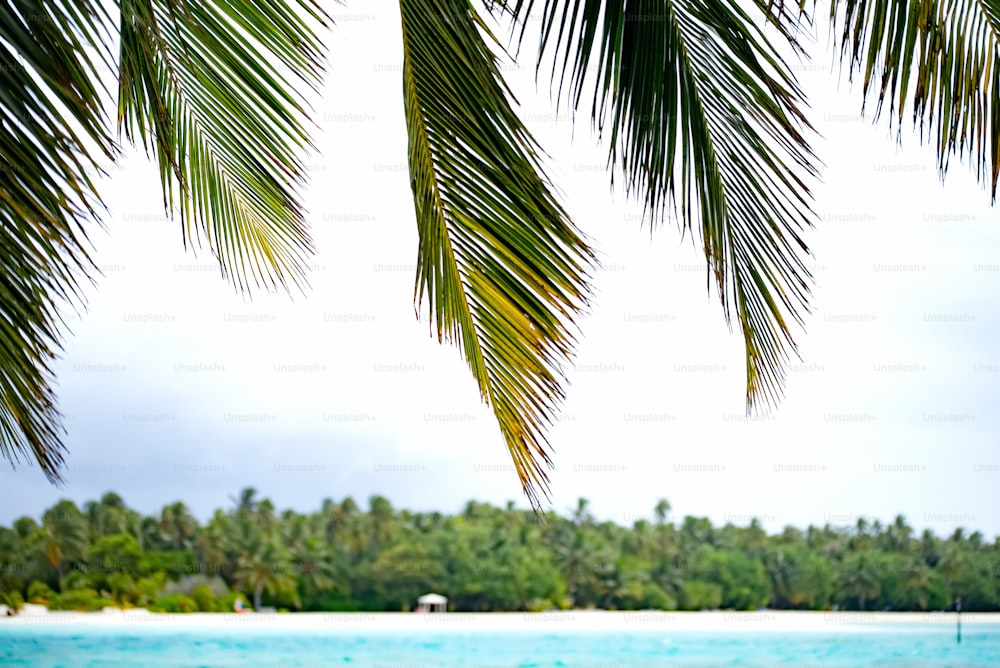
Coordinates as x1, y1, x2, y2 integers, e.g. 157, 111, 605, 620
2, 609, 995, 633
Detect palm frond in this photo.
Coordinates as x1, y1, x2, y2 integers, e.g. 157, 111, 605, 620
0, 0, 114, 480
505, 0, 821, 409
821, 0, 1000, 199
399, 0, 597, 507
116, 0, 329, 291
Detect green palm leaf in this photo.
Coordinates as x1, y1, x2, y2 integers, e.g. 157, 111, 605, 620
504, 0, 821, 409
2, 0, 328, 480
817, 0, 1000, 198
116, 0, 328, 291
0, 0, 113, 481
399, 0, 597, 507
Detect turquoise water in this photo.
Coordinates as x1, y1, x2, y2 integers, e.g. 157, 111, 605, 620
2, 624, 999, 667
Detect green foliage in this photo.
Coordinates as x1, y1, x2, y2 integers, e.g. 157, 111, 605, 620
189, 585, 217, 613
132, 573, 167, 608
512, 0, 820, 409
61, 570, 93, 591
950, 552, 1000, 611
299, 590, 361, 613
640, 583, 677, 611
524, 598, 554, 612
0, 0, 328, 492
679, 581, 724, 611
2, 492, 998, 614
704, 550, 773, 610
765, 545, 833, 609
42, 500, 88, 581
49, 588, 111, 612
0, 0, 113, 481
233, 536, 298, 611
838, 553, 883, 611
1, 589, 24, 611
353, 543, 441, 611
106, 573, 135, 607
87, 534, 142, 573
159, 503, 199, 551
149, 593, 199, 613
85, 533, 142, 589
137, 550, 198, 578
399, 0, 596, 506
26, 580, 55, 605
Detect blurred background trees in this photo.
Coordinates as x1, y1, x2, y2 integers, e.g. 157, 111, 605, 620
1, 491, 996, 613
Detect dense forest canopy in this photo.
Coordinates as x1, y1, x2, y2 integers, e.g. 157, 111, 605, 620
1, 490, 997, 614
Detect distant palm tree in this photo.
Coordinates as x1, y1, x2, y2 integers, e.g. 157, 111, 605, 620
623, 519, 651, 560
160, 501, 198, 551
42, 500, 88, 584
137, 516, 162, 552
315, 498, 346, 546
367, 495, 396, 552
571, 498, 593, 527
83, 500, 124, 539
902, 564, 934, 610
3, 1, 999, 506
920, 528, 942, 568
840, 554, 881, 611
293, 536, 341, 604
234, 538, 297, 611
336, 498, 365, 561
254, 499, 278, 537
654, 500, 672, 526
768, 550, 794, 607
550, 513, 613, 606
201, 510, 236, 577
230, 488, 261, 517
937, 544, 965, 591
99, 492, 126, 510
745, 519, 768, 556
881, 515, 913, 553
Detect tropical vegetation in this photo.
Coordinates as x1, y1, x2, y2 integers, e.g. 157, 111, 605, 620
2, 490, 998, 613
3, 1, 999, 505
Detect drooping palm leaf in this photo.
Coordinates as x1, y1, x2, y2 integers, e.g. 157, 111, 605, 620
503, 0, 821, 409
818, 0, 1000, 199
2, 0, 329, 480
0, 0, 113, 481
116, 0, 328, 291
399, 0, 597, 506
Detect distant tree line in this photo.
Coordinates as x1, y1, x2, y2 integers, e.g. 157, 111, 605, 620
1, 490, 997, 613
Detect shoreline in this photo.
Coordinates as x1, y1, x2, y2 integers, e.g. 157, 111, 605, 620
1, 610, 995, 632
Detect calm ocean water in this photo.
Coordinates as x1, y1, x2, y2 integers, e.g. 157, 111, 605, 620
2, 623, 999, 667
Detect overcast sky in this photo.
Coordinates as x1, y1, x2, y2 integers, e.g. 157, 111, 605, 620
3, 7, 998, 538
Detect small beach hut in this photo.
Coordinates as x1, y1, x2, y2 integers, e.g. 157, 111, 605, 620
416, 592, 448, 613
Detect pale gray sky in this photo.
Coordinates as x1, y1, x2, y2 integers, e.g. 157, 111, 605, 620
3, 6, 998, 537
